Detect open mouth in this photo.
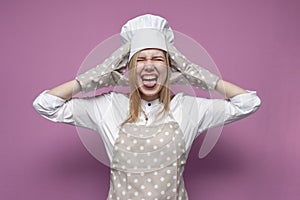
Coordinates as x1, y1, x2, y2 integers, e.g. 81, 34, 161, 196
141, 75, 158, 88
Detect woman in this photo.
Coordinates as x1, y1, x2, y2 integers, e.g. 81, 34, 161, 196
33, 14, 261, 200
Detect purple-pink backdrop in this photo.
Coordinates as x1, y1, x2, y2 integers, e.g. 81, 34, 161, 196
1, 0, 300, 200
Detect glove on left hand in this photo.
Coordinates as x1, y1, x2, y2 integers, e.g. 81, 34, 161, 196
76, 42, 130, 93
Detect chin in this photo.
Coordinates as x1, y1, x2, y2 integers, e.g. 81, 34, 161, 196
139, 85, 162, 100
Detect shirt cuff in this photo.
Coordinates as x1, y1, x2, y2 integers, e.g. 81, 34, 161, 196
229, 90, 261, 110
34, 90, 66, 110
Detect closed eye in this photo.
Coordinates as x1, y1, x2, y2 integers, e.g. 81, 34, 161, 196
137, 56, 165, 62
137, 57, 146, 62
152, 56, 165, 62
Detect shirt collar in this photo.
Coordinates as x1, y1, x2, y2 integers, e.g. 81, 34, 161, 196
141, 98, 160, 107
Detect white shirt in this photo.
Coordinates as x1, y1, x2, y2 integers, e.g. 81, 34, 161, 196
33, 91, 261, 161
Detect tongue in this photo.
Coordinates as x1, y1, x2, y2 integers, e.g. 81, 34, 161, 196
143, 80, 156, 88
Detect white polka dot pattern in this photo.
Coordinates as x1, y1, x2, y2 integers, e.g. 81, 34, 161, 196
167, 42, 220, 91
112, 122, 186, 173
76, 42, 130, 93
107, 121, 188, 199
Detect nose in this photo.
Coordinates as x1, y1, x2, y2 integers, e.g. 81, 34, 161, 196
143, 60, 155, 72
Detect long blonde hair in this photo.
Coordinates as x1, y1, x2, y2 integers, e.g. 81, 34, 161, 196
123, 50, 171, 124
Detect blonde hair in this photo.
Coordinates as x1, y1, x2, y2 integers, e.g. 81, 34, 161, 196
123, 50, 171, 124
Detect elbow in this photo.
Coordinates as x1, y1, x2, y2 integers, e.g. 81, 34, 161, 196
32, 97, 59, 122
233, 94, 262, 119
251, 95, 262, 113
32, 97, 50, 118
233, 91, 262, 115
32, 96, 42, 114
243, 95, 262, 116
32, 94, 55, 117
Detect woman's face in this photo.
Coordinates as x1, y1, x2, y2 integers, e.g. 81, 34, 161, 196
135, 49, 168, 101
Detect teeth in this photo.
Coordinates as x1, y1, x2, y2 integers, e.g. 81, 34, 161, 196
142, 75, 157, 81
143, 78, 156, 81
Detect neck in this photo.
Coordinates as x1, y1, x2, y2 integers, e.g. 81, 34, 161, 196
141, 94, 159, 101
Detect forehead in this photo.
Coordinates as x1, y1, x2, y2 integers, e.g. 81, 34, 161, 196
138, 48, 165, 57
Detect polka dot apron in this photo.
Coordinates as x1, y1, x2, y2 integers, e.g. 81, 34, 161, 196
107, 120, 188, 200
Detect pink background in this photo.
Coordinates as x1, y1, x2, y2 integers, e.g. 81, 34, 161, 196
1, 0, 300, 199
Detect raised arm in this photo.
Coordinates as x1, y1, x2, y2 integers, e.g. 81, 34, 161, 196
215, 79, 248, 99
46, 79, 81, 101
191, 79, 261, 134
33, 79, 107, 130
45, 42, 130, 100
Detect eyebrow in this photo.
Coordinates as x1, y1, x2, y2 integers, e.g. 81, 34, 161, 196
137, 55, 165, 59
153, 56, 165, 59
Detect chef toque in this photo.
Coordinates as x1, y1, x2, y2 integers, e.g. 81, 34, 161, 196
120, 14, 174, 61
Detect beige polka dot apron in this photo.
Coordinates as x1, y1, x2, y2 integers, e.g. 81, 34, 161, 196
107, 120, 188, 200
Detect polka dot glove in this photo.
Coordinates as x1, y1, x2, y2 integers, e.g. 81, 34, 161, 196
76, 42, 130, 93
167, 42, 220, 91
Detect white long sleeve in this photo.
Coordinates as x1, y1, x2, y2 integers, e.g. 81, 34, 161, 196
33, 91, 261, 161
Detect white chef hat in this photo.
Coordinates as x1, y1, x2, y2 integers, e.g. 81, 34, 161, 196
120, 14, 174, 61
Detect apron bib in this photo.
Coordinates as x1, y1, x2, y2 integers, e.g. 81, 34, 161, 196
107, 119, 188, 200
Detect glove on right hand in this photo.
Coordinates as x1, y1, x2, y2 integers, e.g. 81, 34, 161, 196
167, 42, 220, 91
